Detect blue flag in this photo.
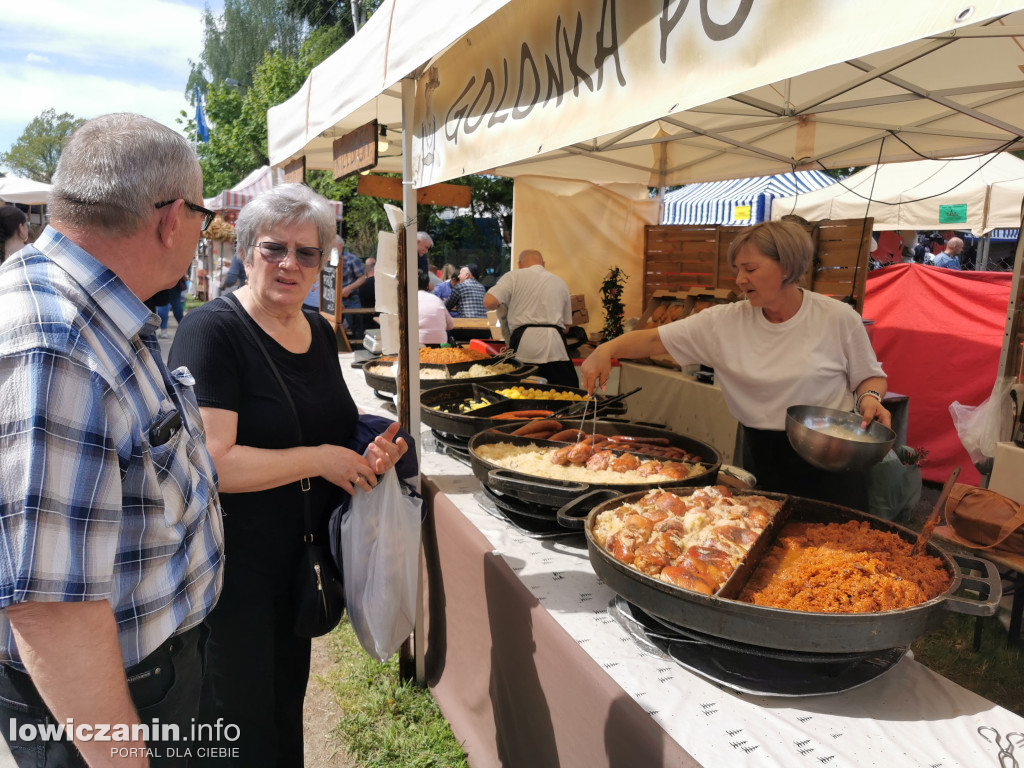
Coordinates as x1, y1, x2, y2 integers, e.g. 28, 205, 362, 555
194, 86, 210, 143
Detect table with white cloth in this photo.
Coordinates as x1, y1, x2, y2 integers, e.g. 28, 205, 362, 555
341, 354, 1020, 768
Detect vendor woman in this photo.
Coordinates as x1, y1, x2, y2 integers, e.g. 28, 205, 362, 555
580, 220, 889, 511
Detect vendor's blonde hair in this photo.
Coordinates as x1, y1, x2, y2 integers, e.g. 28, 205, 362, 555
727, 220, 813, 286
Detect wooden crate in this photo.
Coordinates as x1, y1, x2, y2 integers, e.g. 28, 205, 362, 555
643, 219, 872, 314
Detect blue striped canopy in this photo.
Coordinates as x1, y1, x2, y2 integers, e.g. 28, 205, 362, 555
661, 171, 837, 226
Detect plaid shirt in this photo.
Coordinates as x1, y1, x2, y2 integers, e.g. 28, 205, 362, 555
340, 250, 364, 309
445, 278, 487, 318
0, 227, 224, 671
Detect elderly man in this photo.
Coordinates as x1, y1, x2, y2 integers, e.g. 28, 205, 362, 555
0, 114, 224, 767
933, 237, 964, 270
416, 231, 433, 273
445, 264, 488, 318
485, 249, 577, 386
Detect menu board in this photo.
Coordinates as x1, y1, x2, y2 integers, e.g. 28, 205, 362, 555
320, 266, 337, 316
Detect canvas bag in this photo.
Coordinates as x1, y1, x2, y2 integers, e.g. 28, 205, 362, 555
944, 483, 1024, 556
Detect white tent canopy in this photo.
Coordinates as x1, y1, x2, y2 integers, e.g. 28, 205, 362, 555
662, 171, 836, 227
0, 176, 51, 205
769, 153, 1024, 234
269, 1, 1024, 190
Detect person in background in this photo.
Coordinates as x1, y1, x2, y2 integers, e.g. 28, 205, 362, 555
358, 256, 376, 310
169, 184, 407, 767
338, 235, 366, 336
0, 112, 224, 766
1, 204, 30, 263
433, 262, 457, 305
418, 269, 454, 345
427, 261, 442, 288
445, 263, 487, 318
485, 249, 577, 387
581, 220, 889, 512
933, 236, 964, 270
156, 274, 189, 338
221, 251, 248, 293
417, 231, 433, 273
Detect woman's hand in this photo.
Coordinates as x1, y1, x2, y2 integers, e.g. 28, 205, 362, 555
580, 346, 613, 395
364, 421, 409, 477
859, 397, 892, 430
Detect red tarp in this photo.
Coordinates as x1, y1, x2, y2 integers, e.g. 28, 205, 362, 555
863, 263, 1012, 485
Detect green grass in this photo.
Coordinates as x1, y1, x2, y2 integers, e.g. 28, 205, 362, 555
912, 612, 1024, 715
321, 618, 469, 768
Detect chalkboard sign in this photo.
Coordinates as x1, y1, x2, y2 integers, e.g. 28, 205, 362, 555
320, 266, 337, 316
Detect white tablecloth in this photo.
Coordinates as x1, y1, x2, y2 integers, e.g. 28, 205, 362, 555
344, 353, 1023, 768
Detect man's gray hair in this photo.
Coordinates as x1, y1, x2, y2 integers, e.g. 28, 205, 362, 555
236, 183, 336, 269
49, 113, 201, 237
417, 231, 433, 248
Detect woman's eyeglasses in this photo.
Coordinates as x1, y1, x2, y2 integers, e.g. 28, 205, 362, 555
255, 241, 323, 269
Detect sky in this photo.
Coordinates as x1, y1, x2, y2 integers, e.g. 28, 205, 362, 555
0, 0, 225, 173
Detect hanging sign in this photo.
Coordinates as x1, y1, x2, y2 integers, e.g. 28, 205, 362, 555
733, 204, 752, 222
938, 204, 968, 225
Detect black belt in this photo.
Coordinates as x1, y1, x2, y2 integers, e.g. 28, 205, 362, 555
509, 323, 570, 360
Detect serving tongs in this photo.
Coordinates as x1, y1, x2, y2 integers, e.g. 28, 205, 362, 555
552, 386, 642, 420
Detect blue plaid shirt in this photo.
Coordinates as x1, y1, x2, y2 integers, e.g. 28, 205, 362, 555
340, 250, 364, 309
0, 227, 224, 671
445, 278, 487, 318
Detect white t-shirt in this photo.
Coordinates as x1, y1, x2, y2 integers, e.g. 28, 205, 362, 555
658, 290, 885, 430
418, 290, 454, 344
487, 265, 572, 363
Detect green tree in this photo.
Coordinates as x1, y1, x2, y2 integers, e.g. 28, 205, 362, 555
1, 109, 85, 182
284, 0, 383, 33
187, 0, 306, 92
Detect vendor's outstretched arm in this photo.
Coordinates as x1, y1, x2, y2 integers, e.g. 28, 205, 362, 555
580, 328, 666, 394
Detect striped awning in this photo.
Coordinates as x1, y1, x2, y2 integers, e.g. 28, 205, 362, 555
661, 171, 836, 227
204, 166, 343, 219
989, 229, 1020, 242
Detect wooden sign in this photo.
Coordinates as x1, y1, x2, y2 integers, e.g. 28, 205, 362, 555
357, 175, 472, 208
319, 265, 338, 318
333, 120, 378, 180
283, 157, 305, 183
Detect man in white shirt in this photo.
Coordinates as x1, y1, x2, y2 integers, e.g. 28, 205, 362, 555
418, 269, 454, 344
484, 249, 576, 387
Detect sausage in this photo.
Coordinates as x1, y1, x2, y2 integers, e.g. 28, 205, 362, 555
608, 435, 672, 446
530, 429, 558, 441
511, 419, 563, 436
549, 429, 587, 443
492, 409, 555, 420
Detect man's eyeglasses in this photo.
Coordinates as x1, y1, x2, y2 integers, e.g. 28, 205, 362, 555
255, 241, 323, 269
154, 199, 216, 231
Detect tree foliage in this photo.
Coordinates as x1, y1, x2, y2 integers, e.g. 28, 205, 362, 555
187, 0, 306, 92
1, 109, 85, 182
283, 0, 383, 33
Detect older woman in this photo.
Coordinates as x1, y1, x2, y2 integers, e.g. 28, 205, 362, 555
581, 220, 889, 510
169, 184, 407, 767
0, 204, 29, 262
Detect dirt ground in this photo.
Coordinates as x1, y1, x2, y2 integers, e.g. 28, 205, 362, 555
303, 635, 357, 768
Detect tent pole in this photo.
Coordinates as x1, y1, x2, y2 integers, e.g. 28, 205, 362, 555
979, 234, 991, 271
398, 75, 425, 687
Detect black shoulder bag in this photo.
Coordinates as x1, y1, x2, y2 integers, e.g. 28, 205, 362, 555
224, 296, 345, 638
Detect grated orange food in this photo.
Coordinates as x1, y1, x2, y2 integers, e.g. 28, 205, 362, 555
738, 520, 951, 613
418, 347, 489, 364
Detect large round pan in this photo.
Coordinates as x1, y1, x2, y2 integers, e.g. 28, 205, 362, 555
363, 357, 537, 393
422, 382, 626, 438
468, 421, 721, 510
562, 488, 1001, 654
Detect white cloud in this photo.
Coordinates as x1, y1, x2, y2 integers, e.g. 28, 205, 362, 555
0, 1, 219, 162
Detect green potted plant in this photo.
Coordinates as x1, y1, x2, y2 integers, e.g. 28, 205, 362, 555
600, 267, 628, 340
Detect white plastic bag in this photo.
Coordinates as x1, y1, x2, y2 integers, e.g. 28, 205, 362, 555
949, 377, 1013, 464
340, 469, 422, 661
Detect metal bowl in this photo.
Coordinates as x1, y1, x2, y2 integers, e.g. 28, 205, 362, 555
786, 405, 895, 472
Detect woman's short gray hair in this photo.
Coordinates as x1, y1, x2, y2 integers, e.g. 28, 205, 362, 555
49, 113, 201, 237
727, 220, 814, 286
235, 184, 337, 269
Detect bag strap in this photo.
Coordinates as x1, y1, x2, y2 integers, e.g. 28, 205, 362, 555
944, 483, 1024, 550
221, 295, 316, 540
